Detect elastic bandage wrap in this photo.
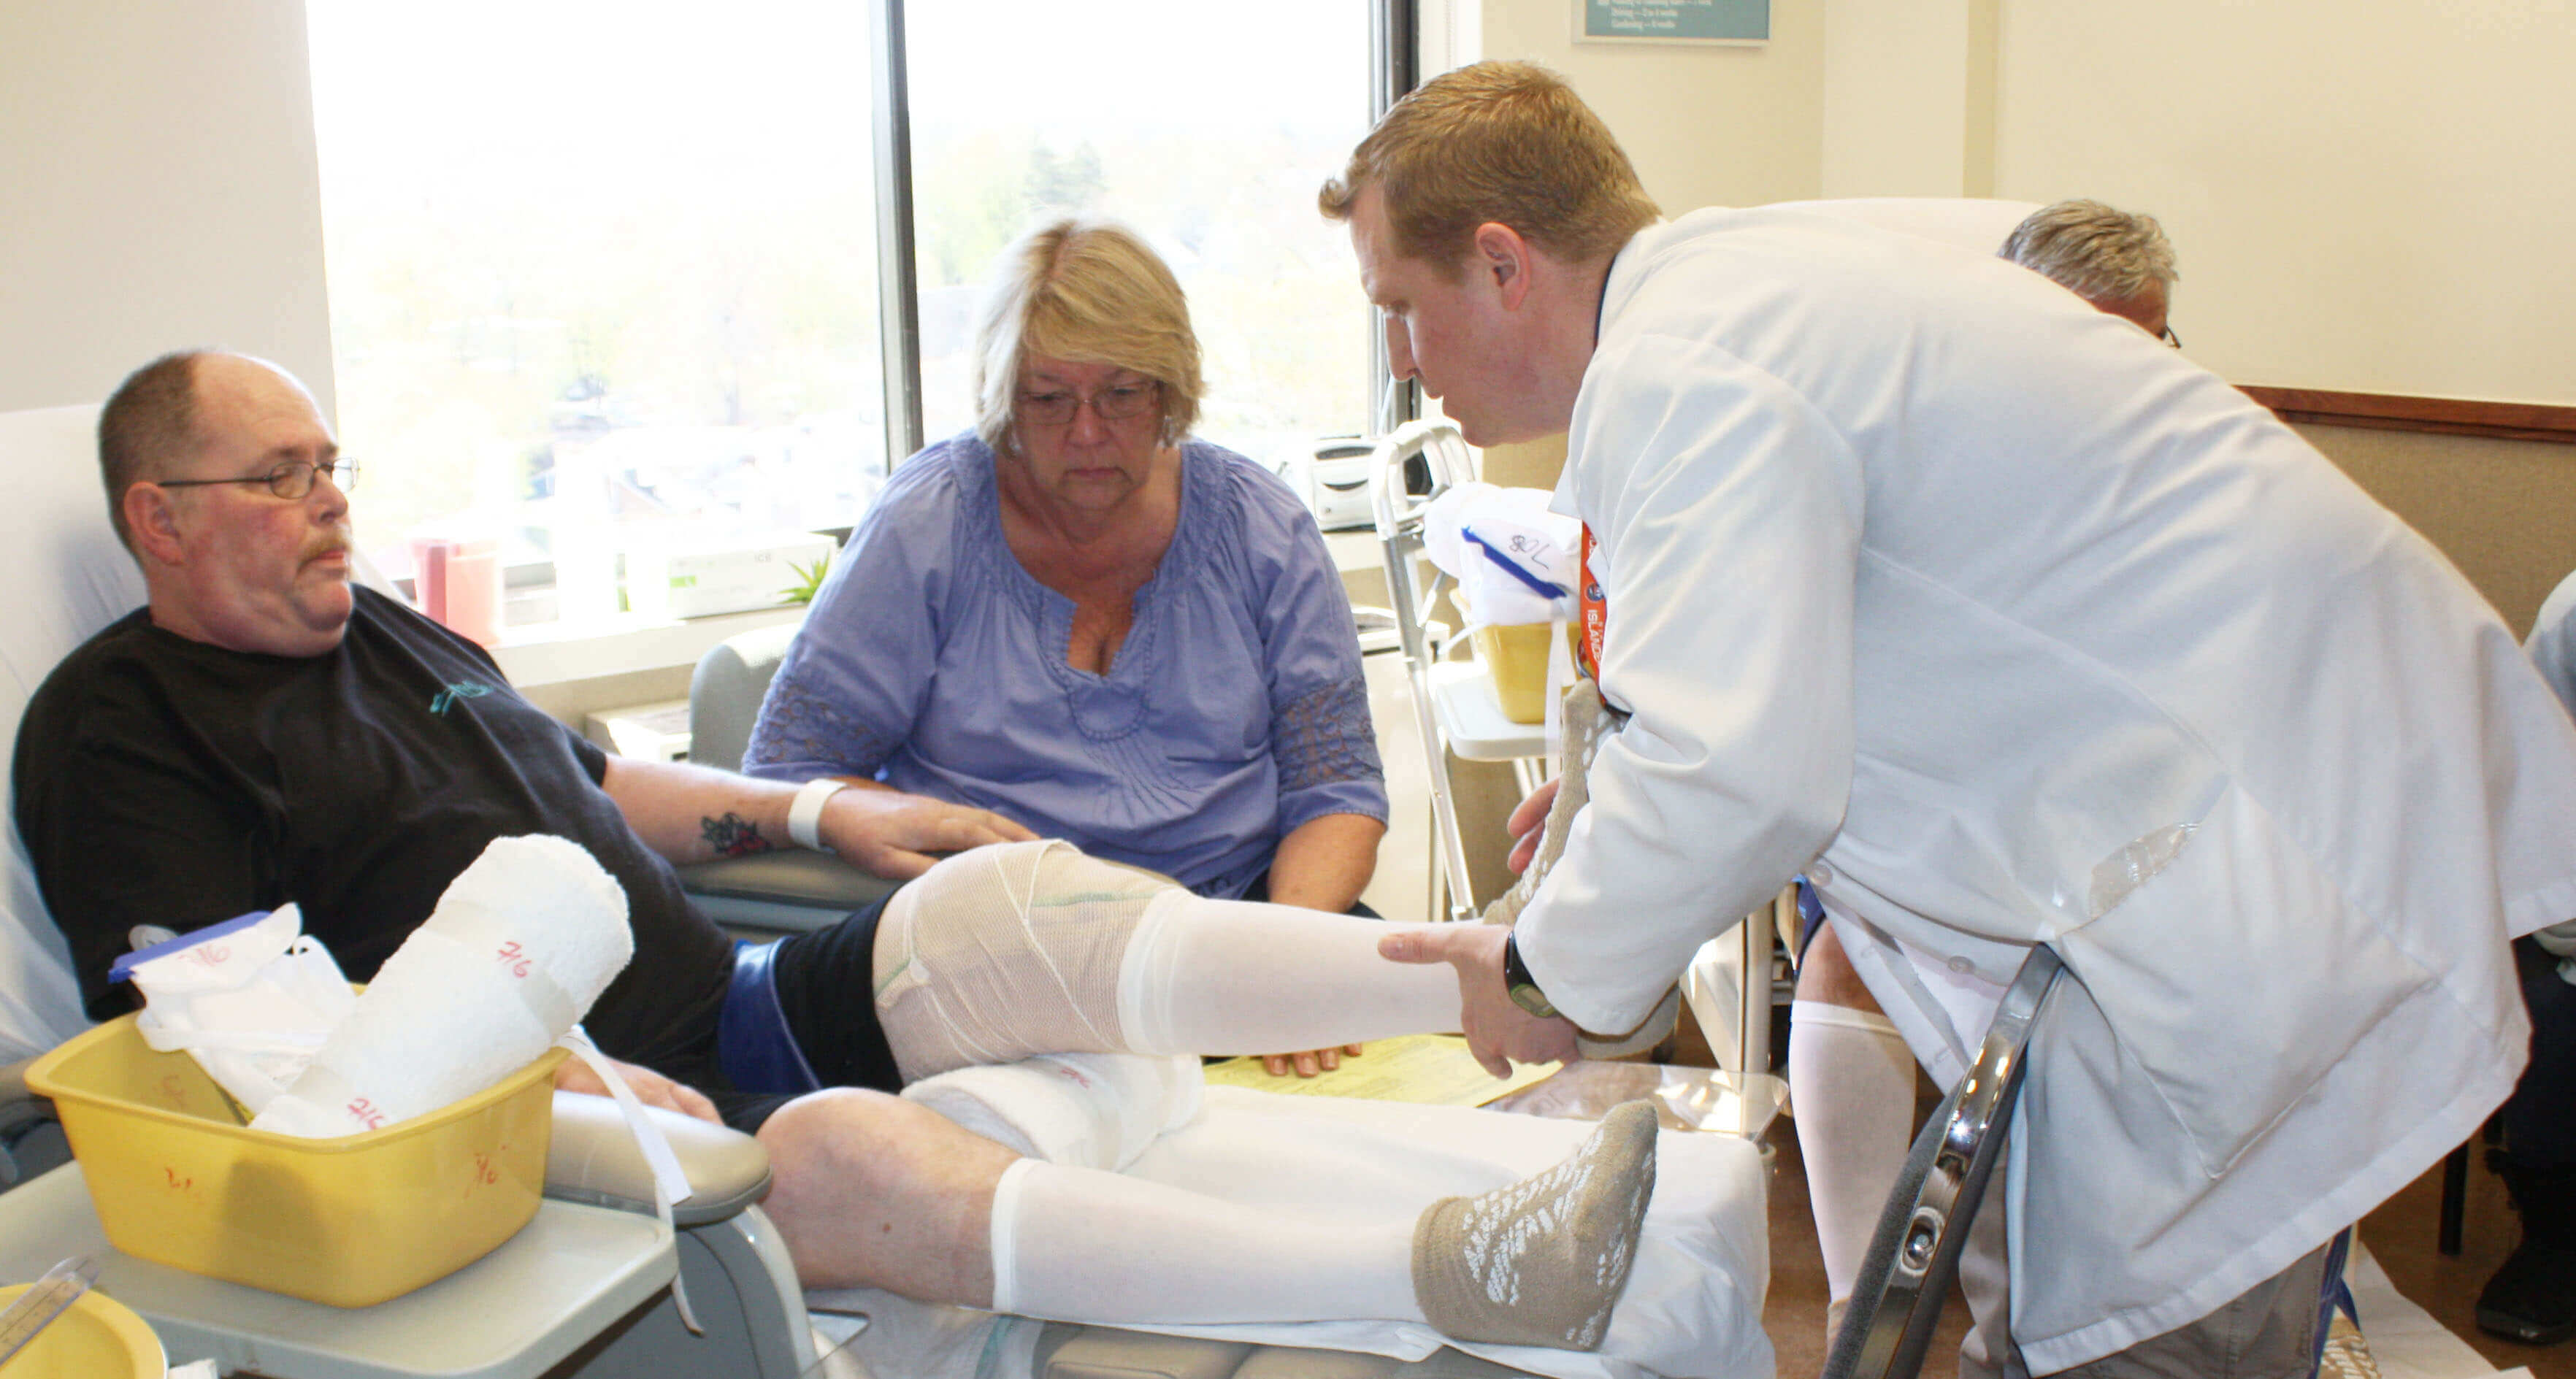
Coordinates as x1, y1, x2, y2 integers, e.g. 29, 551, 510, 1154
873, 840, 1182, 1083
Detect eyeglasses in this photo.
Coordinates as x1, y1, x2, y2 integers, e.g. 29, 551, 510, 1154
155, 458, 359, 500
1015, 380, 1158, 426
2161, 326, 2182, 349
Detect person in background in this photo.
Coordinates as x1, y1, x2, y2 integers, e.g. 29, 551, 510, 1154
743, 218, 1387, 1076
1999, 198, 2180, 343
2491, 569, 2576, 1345
1325, 61, 2576, 1377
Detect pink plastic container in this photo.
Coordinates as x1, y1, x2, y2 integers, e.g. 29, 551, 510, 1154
410, 534, 502, 645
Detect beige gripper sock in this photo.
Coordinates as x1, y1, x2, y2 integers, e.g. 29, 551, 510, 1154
1411, 1099, 1659, 1351
1480, 683, 1682, 1059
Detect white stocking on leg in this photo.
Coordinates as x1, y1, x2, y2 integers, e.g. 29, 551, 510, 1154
1117, 894, 1462, 1058
990, 1099, 1660, 1353
991, 1158, 1420, 1326
874, 842, 1462, 1081
1789, 999, 1917, 1324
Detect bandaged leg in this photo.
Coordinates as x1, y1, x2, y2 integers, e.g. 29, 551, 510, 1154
875, 840, 1460, 1082
989, 1099, 1659, 1353
1790, 999, 1916, 1332
900, 1052, 1203, 1172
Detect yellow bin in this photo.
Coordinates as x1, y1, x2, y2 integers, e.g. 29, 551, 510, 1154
25, 1015, 565, 1307
1454, 587, 1566, 725
0, 1283, 165, 1378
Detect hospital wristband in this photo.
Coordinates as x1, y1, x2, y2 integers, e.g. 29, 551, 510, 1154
787, 777, 851, 851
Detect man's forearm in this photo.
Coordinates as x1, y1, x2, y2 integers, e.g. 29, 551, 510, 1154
600, 756, 803, 863
1265, 812, 1387, 913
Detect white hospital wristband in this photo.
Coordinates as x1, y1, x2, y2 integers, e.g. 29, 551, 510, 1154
787, 778, 850, 851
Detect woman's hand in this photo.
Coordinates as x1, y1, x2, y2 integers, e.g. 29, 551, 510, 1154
821, 785, 1038, 879
1260, 1044, 1366, 1078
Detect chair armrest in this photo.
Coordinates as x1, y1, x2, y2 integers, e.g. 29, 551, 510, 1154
677, 851, 900, 909
546, 1089, 773, 1228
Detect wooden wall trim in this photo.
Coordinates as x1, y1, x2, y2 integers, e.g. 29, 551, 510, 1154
2239, 386, 2576, 445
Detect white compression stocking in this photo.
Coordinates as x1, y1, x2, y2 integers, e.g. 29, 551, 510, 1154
989, 1101, 1660, 1353
1117, 894, 1462, 1059
990, 1158, 1421, 1326
1789, 999, 1917, 1309
875, 842, 1463, 1080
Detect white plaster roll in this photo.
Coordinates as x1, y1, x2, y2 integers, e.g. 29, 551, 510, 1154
253, 835, 632, 1137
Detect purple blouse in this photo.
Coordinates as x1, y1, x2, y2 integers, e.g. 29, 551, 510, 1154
743, 434, 1385, 897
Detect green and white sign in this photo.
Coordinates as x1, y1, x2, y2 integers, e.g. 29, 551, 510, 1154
1579, 0, 1768, 45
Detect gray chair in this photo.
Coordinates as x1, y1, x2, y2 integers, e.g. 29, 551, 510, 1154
675, 621, 897, 940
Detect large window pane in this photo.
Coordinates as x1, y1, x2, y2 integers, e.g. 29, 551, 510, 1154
905, 0, 1374, 471
307, 1, 885, 624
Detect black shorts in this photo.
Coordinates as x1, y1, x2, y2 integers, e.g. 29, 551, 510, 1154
659, 893, 905, 1134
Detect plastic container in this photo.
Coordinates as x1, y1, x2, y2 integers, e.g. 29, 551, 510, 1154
409, 533, 504, 645
1454, 587, 1563, 725
0, 1283, 164, 1378
25, 1015, 565, 1307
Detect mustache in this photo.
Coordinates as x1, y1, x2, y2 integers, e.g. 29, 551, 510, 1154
302, 529, 353, 564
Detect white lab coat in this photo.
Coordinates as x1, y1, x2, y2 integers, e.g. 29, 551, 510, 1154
1518, 206, 2576, 1370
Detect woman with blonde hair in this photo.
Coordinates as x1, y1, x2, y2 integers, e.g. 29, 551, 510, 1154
747, 220, 1387, 1069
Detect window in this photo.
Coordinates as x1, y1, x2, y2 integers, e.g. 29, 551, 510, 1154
307, 1, 1381, 634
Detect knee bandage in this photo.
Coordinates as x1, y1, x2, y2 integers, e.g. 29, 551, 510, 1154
873, 840, 1182, 1082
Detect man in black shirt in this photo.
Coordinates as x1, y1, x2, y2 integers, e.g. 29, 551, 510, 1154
14, 351, 1675, 1351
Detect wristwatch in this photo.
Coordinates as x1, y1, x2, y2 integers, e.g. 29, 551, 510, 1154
1502, 931, 1558, 1018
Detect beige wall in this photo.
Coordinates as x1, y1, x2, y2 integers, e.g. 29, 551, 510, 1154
0, 0, 338, 418
1472, 0, 1825, 213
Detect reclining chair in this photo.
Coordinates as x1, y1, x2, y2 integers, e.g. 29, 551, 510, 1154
0, 402, 829, 1379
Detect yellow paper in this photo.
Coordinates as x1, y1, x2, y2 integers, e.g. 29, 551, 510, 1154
1200, 1033, 1557, 1107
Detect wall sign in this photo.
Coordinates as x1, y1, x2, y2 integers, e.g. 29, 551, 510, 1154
1577, 0, 1768, 45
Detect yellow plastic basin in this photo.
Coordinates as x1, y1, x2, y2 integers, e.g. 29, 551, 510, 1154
26, 1014, 565, 1307
0, 1283, 165, 1378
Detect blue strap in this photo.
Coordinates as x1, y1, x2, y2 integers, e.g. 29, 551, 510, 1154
1461, 529, 1570, 602
2309, 1227, 2357, 1376
718, 940, 824, 1097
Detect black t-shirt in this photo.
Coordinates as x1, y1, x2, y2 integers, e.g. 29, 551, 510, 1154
13, 587, 734, 1068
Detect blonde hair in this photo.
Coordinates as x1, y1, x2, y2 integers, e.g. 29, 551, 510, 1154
972, 218, 1203, 453
1319, 61, 1659, 277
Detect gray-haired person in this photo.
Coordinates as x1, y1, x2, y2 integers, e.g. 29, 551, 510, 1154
2001, 199, 2180, 344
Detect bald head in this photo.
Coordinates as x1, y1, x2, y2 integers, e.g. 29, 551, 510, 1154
99, 352, 333, 555
108, 352, 355, 656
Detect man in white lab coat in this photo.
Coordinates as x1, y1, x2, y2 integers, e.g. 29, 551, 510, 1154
1328, 61, 2576, 1376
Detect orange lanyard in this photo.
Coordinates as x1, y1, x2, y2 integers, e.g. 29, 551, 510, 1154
1577, 525, 1606, 683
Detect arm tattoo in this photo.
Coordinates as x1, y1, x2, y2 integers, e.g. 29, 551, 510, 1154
700, 812, 775, 858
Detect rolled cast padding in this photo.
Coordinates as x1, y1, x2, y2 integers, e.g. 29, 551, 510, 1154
253, 835, 634, 1137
